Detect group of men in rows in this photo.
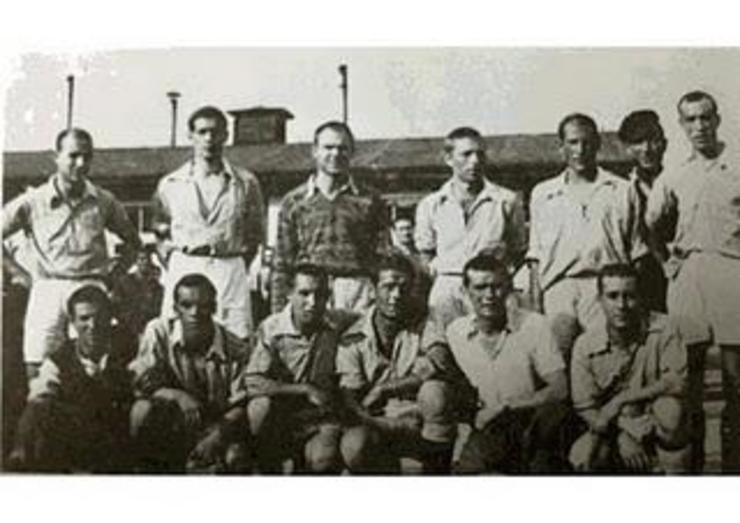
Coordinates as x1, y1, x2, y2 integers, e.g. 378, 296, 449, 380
2, 88, 739, 474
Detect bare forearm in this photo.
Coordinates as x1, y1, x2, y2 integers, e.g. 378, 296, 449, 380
246, 377, 308, 399
380, 376, 422, 400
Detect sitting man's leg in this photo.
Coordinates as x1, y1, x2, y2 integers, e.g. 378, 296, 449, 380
304, 422, 343, 474
651, 396, 691, 474
340, 424, 383, 473
569, 431, 615, 473
417, 379, 457, 474
130, 398, 194, 472
247, 396, 286, 473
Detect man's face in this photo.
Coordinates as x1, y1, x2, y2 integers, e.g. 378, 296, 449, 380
135, 251, 153, 274
55, 135, 93, 187
375, 269, 412, 321
465, 269, 510, 322
393, 219, 414, 246
312, 127, 353, 177
679, 98, 720, 155
625, 130, 667, 177
560, 121, 600, 175
445, 137, 486, 184
174, 285, 216, 345
70, 300, 112, 361
190, 117, 228, 161
290, 273, 329, 329
599, 275, 641, 332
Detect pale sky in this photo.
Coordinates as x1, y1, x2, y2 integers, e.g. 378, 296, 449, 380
4, 48, 740, 155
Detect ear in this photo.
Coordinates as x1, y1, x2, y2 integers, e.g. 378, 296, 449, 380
443, 150, 454, 169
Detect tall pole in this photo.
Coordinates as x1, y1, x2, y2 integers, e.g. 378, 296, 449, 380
338, 64, 348, 124
167, 91, 181, 147
66, 75, 75, 129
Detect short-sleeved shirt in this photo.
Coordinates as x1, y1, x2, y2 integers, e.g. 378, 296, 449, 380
414, 178, 527, 273
129, 317, 250, 417
646, 144, 740, 270
527, 167, 647, 291
245, 305, 358, 388
570, 313, 687, 412
2, 176, 140, 279
336, 307, 438, 394
271, 174, 390, 312
152, 159, 264, 256
445, 309, 565, 411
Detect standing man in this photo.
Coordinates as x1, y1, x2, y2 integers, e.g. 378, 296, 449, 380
152, 105, 264, 340
569, 265, 690, 473
128, 273, 251, 473
617, 110, 669, 312
337, 253, 458, 474
391, 216, 418, 257
528, 113, 648, 357
244, 263, 358, 474
271, 121, 390, 313
2, 128, 140, 377
415, 127, 527, 328
445, 254, 569, 474
646, 91, 740, 472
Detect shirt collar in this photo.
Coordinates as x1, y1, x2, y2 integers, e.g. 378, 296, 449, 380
305, 172, 360, 199
274, 303, 336, 337
541, 166, 618, 200
169, 317, 228, 362
170, 159, 235, 184
582, 313, 657, 357
462, 303, 528, 340
438, 177, 500, 204
76, 350, 109, 378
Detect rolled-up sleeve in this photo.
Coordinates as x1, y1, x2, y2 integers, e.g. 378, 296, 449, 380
336, 342, 366, 391
570, 339, 599, 412
414, 196, 437, 255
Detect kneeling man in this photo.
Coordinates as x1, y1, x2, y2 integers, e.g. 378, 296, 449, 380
569, 264, 690, 473
244, 262, 358, 474
446, 253, 570, 474
338, 253, 457, 474
128, 273, 250, 473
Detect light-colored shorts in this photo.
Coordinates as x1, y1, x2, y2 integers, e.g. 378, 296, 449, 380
667, 252, 740, 346
428, 274, 473, 328
543, 276, 602, 330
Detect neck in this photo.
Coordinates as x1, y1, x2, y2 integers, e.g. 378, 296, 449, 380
373, 310, 403, 342
452, 176, 483, 196
76, 341, 104, 363
193, 156, 224, 175
606, 322, 639, 348
476, 313, 507, 335
57, 174, 84, 199
316, 170, 349, 192
696, 143, 721, 161
568, 166, 598, 183
635, 166, 660, 187
291, 309, 320, 337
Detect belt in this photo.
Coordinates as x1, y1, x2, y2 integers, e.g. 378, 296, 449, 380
438, 271, 464, 277
178, 245, 247, 258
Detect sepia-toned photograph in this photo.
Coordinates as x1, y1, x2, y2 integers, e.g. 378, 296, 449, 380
3, 43, 740, 481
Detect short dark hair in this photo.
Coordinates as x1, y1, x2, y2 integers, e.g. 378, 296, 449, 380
677, 90, 719, 116
173, 273, 217, 305
557, 113, 599, 141
66, 285, 111, 318
313, 121, 355, 151
372, 252, 415, 284
596, 263, 640, 296
618, 110, 665, 145
289, 261, 329, 292
393, 216, 414, 227
55, 128, 93, 152
462, 253, 511, 288
444, 127, 484, 154
188, 106, 228, 132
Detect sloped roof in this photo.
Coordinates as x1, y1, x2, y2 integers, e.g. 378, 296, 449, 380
2, 132, 628, 182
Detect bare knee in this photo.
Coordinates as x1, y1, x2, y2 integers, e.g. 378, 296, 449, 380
305, 426, 342, 473
340, 426, 375, 471
653, 396, 689, 448
247, 396, 272, 436
418, 380, 457, 443
129, 399, 154, 438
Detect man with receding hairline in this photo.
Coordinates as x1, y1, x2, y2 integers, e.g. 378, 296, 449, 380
271, 121, 391, 313
415, 126, 527, 328
646, 90, 740, 472
2, 127, 140, 378
527, 113, 648, 358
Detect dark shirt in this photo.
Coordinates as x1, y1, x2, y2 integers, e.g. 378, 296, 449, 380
113, 271, 164, 338
271, 175, 391, 312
